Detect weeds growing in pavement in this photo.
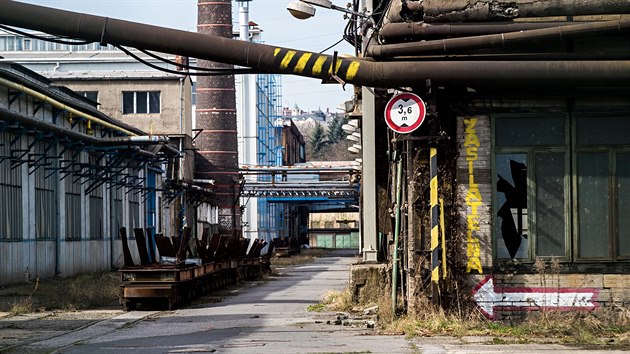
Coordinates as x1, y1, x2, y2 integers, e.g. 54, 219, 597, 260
375, 297, 630, 349
3, 272, 119, 314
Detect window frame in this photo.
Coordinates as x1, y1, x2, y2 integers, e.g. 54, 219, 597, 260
0, 132, 23, 240
122, 91, 161, 115
572, 112, 630, 262
492, 113, 571, 262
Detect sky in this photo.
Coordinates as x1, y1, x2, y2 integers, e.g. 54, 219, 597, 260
19, 0, 356, 113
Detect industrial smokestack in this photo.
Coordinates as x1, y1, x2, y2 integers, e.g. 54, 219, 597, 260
196, 0, 241, 236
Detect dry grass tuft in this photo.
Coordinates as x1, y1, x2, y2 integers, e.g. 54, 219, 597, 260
2, 272, 120, 314
376, 301, 630, 349
10, 298, 34, 315
322, 289, 354, 312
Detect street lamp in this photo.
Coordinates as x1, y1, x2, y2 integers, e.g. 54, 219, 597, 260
287, 0, 367, 20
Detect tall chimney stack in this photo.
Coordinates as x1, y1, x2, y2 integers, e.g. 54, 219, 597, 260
196, 0, 241, 236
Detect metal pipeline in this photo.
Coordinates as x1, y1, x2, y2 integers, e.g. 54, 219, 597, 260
391, 154, 403, 315
369, 19, 630, 57
422, 0, 630, 22
1, 1, 630, 88
0, 106, 175, 156
378, 21, 601, 42
0, 76, 137, 136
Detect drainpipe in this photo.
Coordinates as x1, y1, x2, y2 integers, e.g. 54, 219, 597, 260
179, 77, 183, 134
391, 152, 403, 315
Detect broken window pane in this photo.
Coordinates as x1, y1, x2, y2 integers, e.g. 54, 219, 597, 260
496, 153, 529, 259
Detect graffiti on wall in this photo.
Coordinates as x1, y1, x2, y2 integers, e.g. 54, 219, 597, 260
464, 118, 483, 273
473, 276, 599, 318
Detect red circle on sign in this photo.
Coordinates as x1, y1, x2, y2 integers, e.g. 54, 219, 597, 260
384, 93, 426, 134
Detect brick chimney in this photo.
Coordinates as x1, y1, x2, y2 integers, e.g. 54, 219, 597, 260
196, 0, 241, 236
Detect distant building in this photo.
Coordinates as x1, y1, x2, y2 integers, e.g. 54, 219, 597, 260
280, 119, 306, 166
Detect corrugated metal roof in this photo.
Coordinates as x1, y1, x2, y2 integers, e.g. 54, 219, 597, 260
0, 62, 146, 135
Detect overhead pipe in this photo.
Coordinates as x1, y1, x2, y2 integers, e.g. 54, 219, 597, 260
368, 19, 630, 57
421, 0, 630, 22
378, 21, 601, 42
0, 76, 137, 136
1, 1, 630, 88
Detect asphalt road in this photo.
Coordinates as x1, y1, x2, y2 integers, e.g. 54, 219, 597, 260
9, 249, 628, 354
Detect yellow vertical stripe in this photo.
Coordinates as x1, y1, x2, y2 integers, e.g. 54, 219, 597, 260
440, 198, 447, 280
311, 55, 328, 75
273, 48, 281, 57
280, 50, 296, 69
293, 53, 312, 74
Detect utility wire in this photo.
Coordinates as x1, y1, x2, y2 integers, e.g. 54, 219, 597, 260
115, 45, 258, 76
0, 24, 259, 76
0, 24, 93, 45
138, 48, 249, 73
319, 38, 346, 54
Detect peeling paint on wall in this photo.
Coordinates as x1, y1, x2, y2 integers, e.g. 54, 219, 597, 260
464, 118, 483, 273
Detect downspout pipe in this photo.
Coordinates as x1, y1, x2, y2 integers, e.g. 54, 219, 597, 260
368, 19, 630, 57
1, 1, 630, 88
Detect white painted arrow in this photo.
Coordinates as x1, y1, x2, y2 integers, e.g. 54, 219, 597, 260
472, 276, 599, 318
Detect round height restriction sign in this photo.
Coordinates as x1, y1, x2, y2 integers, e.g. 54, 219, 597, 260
384, 93, 426, 134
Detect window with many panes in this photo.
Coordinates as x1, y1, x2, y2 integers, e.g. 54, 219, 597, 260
64, 149, 81, 240
76, 91, 98, 105
88, 154, 104, 239
128, 168, 141, 231
0, 132, 23, 240
112, 186, 124, 239
494, 114, 630, 262
122, 91, 160, 114
34, 140, 57, 239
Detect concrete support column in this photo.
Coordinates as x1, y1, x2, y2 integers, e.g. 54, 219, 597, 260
361, 86, 378, 262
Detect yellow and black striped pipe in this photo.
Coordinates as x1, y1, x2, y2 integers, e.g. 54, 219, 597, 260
430, 147, 440, 285
272, 48, 361, 82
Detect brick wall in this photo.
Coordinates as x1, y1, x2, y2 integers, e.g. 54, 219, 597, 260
456, 115, 493, 273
